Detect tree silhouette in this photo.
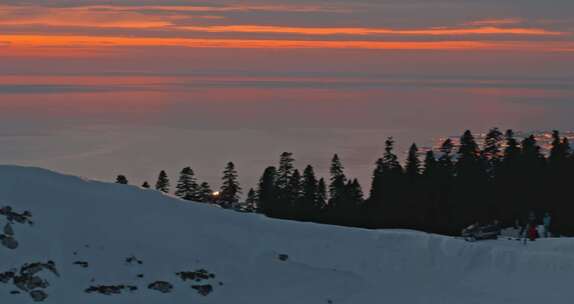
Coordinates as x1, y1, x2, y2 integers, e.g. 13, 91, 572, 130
155, 171, 170, 193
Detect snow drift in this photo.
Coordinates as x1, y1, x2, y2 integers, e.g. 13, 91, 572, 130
0, 165, 573, 303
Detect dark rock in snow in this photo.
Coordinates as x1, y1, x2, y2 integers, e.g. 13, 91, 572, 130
176, 269, 215, 282
0, 234, 19, 249
73, 261, 89, 268
278, 254, 289, 261
0, 271, 15, 283
85, 284, 137, 295
10, 290, 20, 294
21, 261, 59, 277
3, 223, 14, 236
0, 206, 33, 225
191, 284, 213, 296
125, 255, 143, 265
148, 281, 173, 293
13, 274, 49, 291
29, 290, 48, 302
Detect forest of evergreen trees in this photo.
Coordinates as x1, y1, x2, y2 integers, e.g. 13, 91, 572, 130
118, 128, 574, 236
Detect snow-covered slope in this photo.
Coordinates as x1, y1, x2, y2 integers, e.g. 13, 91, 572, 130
1, 165, 573, 303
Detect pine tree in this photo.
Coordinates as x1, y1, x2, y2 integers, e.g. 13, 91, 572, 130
547, 130, 571, 234
405, 143, 421, 183
435, 139, 455, 233
155, 170, 170, 193
273, 152, 296, 217
286, 169, 303, 217
438, 138, 455, 177
454, 130, 486, 227
300, 165, 319, 219
220, 162, 242, 207
198, 182, 213, 203
482, 127, 504, 177
115, 175, 129, 185
421, 150, 439, 231
141, 181, 151, 189
367, 157, 385, 210
245, 188, 257, 212
329, 154, 347, 207
423, 151, 437, 178
495, 129, 522, 226
175, 166, 200, 201
257, 166, 277, 215
380, 137, 405, 227
347, 179, 364, 204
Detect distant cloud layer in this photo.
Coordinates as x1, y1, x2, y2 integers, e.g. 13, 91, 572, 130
0, 1, 572, 53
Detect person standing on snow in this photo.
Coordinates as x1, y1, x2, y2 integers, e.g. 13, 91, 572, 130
543, 212, 552, 238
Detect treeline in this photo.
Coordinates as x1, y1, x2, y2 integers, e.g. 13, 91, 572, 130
116, 162, 246, 209
116, 128, 574, 236
255, 129, 574, 236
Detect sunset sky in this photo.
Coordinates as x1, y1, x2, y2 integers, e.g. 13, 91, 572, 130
1, 0, 574, 190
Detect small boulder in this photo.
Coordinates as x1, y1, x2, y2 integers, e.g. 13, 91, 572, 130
0, 271, 15, 283
191, 284, 213, 296
148, 281, 173, 293
278, 254, 289, 261
0, 235, 19, 249
29, 290, 48, 302
73, 261, 89, 268
3, 223, 14, 236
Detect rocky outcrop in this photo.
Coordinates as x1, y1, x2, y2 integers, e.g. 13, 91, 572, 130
0, 206, 33, 225
85, 285, 138, 295
1, 261, 59, 302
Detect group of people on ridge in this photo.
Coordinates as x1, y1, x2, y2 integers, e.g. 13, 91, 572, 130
517, 211, 552, 242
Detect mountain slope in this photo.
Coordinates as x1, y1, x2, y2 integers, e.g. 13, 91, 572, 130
0, 165, 573, 303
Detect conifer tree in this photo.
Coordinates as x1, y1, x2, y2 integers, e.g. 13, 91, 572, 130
482, 127, 504, 177
405, 143, 421, 183
115, 175, 129, 185
380, 137, 405, 227
423, 151, 438, 178
301, 165, 319, 219
155, 170, 170, 193
438, 138, 455, 177
495, 129, 522, 225
286, 169, 303, 216
367, 157, 385, 210
141, 181, 150, 189
274, 152, 296, 217
175, 166, 200, 201
245, 188, 257, 212
198, 182, 213, 203
257, 166, 277, 215
347, 179, 364, 204
456, 130, 480, 175
329, 154, 347, 207
220, 162, 242, 207
454, 130, 486, 226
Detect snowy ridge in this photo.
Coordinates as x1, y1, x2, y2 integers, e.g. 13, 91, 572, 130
0, 165, 573, 303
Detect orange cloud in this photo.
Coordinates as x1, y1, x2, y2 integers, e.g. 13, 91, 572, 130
466, 18, 524, 26
177, 25, 564, 36
1, 34, 573, 53
0, 6, 178, 29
